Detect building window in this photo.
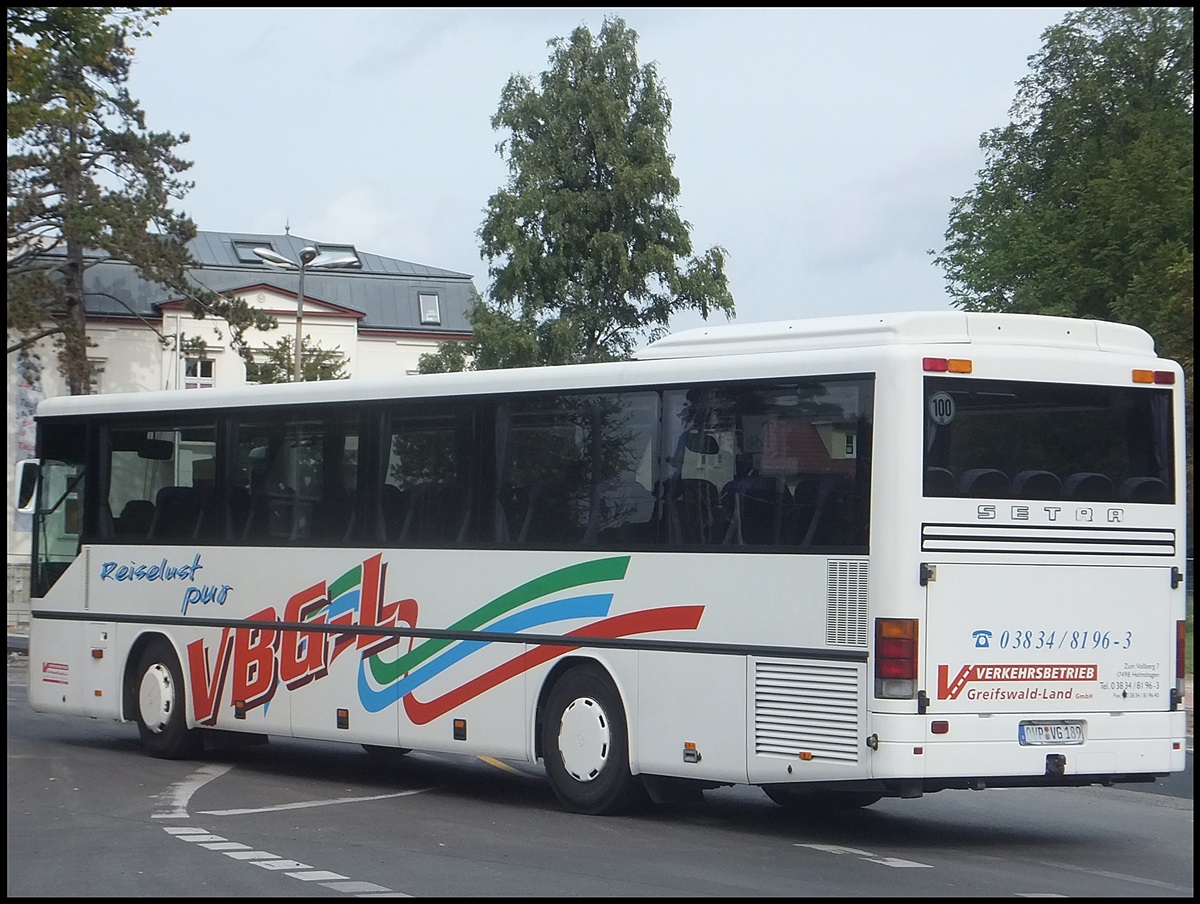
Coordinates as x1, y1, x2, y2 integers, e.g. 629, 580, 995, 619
317, 243, 361, 267
88, 360, 104, 394
184, 358, 215, 390
233, 240, 271, 263
419, 293, 441, 325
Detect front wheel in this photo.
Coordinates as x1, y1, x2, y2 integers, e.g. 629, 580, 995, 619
134, 639, 202, 759
541, 664, 646, 815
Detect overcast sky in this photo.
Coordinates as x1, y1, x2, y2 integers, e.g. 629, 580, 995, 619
124, 7, 1076, 334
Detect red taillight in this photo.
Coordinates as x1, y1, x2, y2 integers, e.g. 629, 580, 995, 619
923, 357, 972, 373
877, 637, 915, 660
878, 659, 916, 679
1132, 369, 1176, 385
875, 618, 919, 699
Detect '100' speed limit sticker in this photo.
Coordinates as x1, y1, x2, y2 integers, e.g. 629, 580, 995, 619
928, 391, 956, 425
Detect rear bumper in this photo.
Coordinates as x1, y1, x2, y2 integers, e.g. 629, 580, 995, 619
864, 709, 1187, 784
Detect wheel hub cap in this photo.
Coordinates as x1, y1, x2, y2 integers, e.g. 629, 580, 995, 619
138, 663, 175, 734
557, 696, 610, 782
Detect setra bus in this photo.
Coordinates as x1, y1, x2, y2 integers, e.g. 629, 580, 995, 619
15, 310, 1189, 815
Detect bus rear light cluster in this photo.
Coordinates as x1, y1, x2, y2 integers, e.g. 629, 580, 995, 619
875, 618, 918, 699
923, 357, 973, 373
1132, 369, 1175, 384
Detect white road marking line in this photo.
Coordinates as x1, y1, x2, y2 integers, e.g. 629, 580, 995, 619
322, 881, 395, 894
199, 787, 433, 816
158, 766, 410, 894
794, 843, 934, 869
152, 763, 233, 818
164, 825, 401, 894
288, 870, 349, 881
222, 850, 280, 860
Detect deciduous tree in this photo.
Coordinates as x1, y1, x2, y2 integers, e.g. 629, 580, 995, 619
932, 6, 1193, 508
422, 15, 733, 373
245, 335, 348, 384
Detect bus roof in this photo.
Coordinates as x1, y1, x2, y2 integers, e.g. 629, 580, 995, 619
32, 310, 1158, 420
635, 310, 1155, 360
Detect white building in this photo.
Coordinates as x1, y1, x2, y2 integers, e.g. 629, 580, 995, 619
7, 230, 477, 623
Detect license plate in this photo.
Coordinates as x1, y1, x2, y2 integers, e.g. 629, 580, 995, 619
1019, 721, 1085, 746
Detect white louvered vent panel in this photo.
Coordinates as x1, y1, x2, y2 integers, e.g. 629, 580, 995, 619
754, 660, 860, 762
826, 559, 868, 646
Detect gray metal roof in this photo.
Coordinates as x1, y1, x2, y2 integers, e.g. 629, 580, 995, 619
79, 230, 478, 335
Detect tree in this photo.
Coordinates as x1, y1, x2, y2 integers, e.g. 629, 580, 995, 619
932, 6, 1193, 511
422, 15, 733, 373
7, 7, 275, 394
244, 335, 349, 384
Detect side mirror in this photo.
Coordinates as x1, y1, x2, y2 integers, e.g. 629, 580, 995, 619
15, 458, 40, 514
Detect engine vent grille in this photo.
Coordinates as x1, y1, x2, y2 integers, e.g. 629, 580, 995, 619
753, 660, 861, 762
826, 559, 868, 646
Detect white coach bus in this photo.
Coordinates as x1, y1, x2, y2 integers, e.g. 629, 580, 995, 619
15, 310, 1189, 815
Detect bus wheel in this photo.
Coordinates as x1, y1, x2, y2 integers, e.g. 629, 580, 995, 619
764, 786, 882, 811
541, 664, 646, 815
134, 640, 202, 759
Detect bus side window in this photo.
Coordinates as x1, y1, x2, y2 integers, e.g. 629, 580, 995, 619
665, 477, 726, 545
399, 482, 473, 545
113, 499, 156, 539
148, 485, 207, 541
379, 483, 407, 541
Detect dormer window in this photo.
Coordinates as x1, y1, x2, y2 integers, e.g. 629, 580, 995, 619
317, 243, 361, 268
419, 293, 441, 325
233, 240, 270, 263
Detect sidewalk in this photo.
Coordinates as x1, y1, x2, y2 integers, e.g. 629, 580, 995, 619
5, 625, 1195, 743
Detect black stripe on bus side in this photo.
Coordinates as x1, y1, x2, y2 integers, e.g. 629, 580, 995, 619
30, 609, 868, 663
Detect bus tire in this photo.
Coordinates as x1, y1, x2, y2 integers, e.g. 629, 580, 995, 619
764, 786, 882, 811
134, 639, 202, 759
541, 664, 646, 815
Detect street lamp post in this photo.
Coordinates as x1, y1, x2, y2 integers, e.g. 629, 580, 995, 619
253, 245, 358, 381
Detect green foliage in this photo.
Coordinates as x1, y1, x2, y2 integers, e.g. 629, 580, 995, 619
439, 15, 734, 371
245, 335, 348, 384
418, 296, 574, 373
7, 6, 275, 394
933, 6, 1193, 508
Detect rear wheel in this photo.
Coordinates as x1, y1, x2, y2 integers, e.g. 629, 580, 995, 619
541, 664, 646, 815
764, 786, 882, 811
134, 639, 202, 759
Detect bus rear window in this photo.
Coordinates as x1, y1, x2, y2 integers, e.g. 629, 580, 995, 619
923, 378, 1173, 503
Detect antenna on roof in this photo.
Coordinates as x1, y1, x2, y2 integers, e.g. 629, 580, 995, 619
284, 218, 291, 235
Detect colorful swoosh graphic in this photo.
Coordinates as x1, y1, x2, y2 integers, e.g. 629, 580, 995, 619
357, 555, 704, 721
